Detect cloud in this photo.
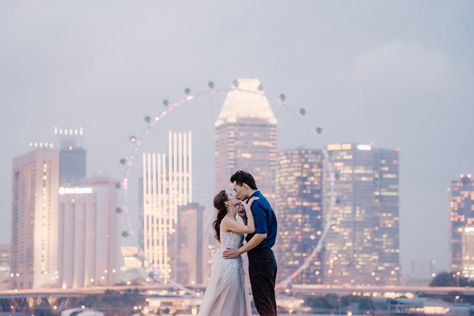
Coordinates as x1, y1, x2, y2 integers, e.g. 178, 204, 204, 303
346, 40, 460, 97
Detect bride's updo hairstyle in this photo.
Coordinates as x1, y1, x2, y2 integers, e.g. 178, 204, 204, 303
213, 190, 229, 242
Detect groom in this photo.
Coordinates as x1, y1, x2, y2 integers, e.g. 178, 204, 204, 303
223, 170, 278, 316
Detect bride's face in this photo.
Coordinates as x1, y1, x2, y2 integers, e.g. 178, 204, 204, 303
226, 193, 240, 214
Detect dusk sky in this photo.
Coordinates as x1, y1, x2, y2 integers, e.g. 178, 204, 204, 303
1, 1, 473, 278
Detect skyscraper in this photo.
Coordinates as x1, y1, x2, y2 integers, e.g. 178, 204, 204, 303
142, 131, 192, 282
373, 148, 400, 284
322, 143, 400, 285
274, 148, 324, 284
54, 127, 86, 186
58, 175, 120, 288
11, 144, 59, 289
0, 244, 9, 269
121, 246, 142, 270
449, 174, 474, 274
0, 244, 10, 290
214, 79, 277, 194
173, 203, 208, 286
461, 227, 474, 278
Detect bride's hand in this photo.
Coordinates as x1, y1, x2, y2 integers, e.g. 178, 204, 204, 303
248, 196, 259, 205
244, 197, 259, 212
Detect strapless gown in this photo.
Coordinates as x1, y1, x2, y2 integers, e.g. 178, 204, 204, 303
198, 227, 252, 316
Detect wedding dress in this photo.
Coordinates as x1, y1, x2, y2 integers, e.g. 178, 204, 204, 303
198, 227, 252, 316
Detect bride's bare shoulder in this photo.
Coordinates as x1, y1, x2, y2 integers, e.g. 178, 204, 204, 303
221, 217, 234, 231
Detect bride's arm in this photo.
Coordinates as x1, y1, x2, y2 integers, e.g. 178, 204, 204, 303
222, 218, 254, 234
243, 197, 256, 232
222, 197, 257, 234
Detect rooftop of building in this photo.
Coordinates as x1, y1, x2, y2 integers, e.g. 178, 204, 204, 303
215, 78, 277, 126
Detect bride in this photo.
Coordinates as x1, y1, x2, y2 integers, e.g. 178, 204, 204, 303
198, 190, 257, 316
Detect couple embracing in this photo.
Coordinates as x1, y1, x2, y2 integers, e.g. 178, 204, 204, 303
198, 170, 278, 316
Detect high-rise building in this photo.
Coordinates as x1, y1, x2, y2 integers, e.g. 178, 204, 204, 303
373, 148, 400, 284
11, 145, 59, 289
54, 127, 86, 186
214, 78, 277, 194
322, 143, 400, 285
142, 131, 192, 282
0, 244, 10, 290
172, 203, 208, 286
274, 149, 323, 284
121, 246, 142, 270
58, 175, 120, 288
449, 174, 474, 273
461, 227, 474, 278
0, 244, 9, 268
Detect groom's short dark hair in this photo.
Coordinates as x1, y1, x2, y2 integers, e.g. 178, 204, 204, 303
230, 170, 258, 190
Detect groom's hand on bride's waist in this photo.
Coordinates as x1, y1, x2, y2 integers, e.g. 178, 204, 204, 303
222, 248, 241, 259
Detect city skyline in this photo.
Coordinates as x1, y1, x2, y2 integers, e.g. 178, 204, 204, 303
3, 109, 471, 290
1, 0, 474, 279
6, 85, 405, 289
3, 89, 470, 285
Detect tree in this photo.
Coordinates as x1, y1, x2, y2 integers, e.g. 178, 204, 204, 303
358, 297, 375, 311
341, 295, 359, 307
340, 295, 374, 312
305, 294, 340, 311
102, 289, 121, 306
79, 288, 147, 316
80, 294, 100, 308
430, 271, 474, 287
430, 272, 456, 287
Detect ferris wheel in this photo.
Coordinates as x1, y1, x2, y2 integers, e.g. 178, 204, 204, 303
115, 79, 337, 294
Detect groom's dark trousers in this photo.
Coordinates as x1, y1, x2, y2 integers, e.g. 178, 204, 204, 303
248, 248, 278, 316
246, 190, 278, 315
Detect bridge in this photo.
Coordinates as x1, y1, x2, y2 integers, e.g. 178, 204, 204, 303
288, 284, 474, 296
0, 284, 472, 299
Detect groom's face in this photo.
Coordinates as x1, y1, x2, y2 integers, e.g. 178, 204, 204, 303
232, 182, 248, 201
